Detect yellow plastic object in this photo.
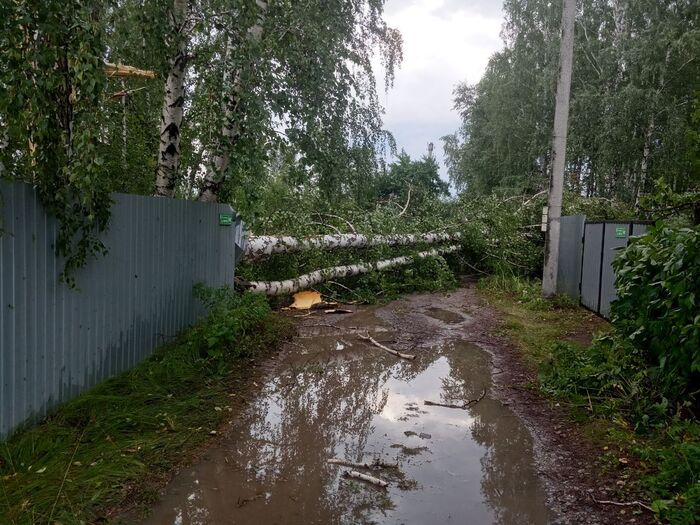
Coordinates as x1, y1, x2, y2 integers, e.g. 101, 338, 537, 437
290, 290, 323, 310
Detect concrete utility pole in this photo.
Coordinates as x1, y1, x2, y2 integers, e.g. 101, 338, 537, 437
542, 0, 576, 297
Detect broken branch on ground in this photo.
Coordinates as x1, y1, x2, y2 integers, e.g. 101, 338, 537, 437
358, 333, 416, 360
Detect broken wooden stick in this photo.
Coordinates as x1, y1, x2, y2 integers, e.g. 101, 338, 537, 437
324, 308, 353, 314
327, 458, 398, 470
358, 333, 416, 361
343, 470, 388, 488
103, 62, 156, 79
590, 496, 654, 513
424, 390, 486, 410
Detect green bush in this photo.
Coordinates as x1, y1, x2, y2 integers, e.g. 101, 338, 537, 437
192, 286, 273, 361
612, 225, 700, 408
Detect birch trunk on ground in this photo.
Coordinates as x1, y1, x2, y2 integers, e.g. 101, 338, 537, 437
242, 245, 460, 296
155, 0, 189, 197
542, 0, 575, 297
198, 1, 267, 203
245, 232, 462, 260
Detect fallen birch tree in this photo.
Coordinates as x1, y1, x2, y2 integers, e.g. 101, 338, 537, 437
244, 232, 462, 260
240, 245, 460, 296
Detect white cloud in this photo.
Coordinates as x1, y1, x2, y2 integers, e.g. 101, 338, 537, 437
378, 0, 505, 182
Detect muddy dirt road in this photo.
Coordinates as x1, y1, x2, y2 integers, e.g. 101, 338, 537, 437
136, 286, 649, 525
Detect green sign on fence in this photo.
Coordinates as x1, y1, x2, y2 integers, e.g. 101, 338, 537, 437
615, 226, 627, 238
219, 213, 233, 226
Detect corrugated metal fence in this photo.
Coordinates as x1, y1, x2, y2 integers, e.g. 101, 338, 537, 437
557, 216, 651, 318
0, 180, 243, 439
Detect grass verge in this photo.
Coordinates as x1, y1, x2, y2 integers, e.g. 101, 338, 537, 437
478, 275, 700, 525
0, 291, 291, 524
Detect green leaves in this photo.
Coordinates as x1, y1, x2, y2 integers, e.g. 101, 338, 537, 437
0, 0, 110, 285
611, 224, 700, 411
443, 0, 700, 202
192, 286, 273, 360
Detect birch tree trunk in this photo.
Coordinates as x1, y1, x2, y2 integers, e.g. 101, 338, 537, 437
542, 0, 575, 298
611, 0, 629, 89
242, 245, 460, 296
198, 1, 267, 203
245, 232, 463, 260
636, 115, 654, 208
155, 0, 189, 197
635, 46, 672, 207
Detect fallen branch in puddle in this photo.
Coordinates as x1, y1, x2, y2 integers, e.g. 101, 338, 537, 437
328, 458, 398, 470
343, 470, 389, 488
358, 333, 416, 360
324, 308, 354, 314
590, 496, 654, 513
424, 390, 486, 410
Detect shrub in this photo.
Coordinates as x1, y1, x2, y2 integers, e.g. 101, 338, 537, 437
611, 225, 700, 409
192, 286, 273, 361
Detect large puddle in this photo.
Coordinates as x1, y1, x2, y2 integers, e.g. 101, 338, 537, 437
142, 306, 552, 525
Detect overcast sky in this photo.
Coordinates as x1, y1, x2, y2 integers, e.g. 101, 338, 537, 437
379, 0, 505, 184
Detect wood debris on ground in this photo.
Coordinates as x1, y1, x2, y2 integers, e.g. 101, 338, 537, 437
358, 333, 416, 361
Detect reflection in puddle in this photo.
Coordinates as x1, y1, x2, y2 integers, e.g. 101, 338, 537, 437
143, 335, 552, 525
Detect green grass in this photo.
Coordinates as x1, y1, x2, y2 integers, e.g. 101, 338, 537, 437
478, 275, 700, 525
0, 292, 291, 524
477, 274, 606, 364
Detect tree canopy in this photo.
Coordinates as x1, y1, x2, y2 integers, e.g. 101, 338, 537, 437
443, 0, 700, 205
0, 0, 403, 277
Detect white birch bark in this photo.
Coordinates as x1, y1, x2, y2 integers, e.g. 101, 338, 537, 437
636, 48, 670, 207
542, 0, 575, 297
243, 245, 460, 296
155, 0, 189, 197
612, 0, 627, 84
343, 471, 389, 488
245, 232, 462, 260
636, 115, 654, 207
198, 1, 267, 203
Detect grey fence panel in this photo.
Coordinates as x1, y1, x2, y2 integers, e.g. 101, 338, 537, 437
599, 222, 636, 318
631, 223, 648, 236
580, 223, 604, 312
599, 224, 625, 317
0, 180, 237, 439
556, 215, 585, 300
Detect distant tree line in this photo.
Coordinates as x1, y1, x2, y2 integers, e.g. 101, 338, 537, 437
443, 0, 700, 208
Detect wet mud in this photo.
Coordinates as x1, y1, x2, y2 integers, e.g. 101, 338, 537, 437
136, 285, 651, 525
141, 295, 553, 524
